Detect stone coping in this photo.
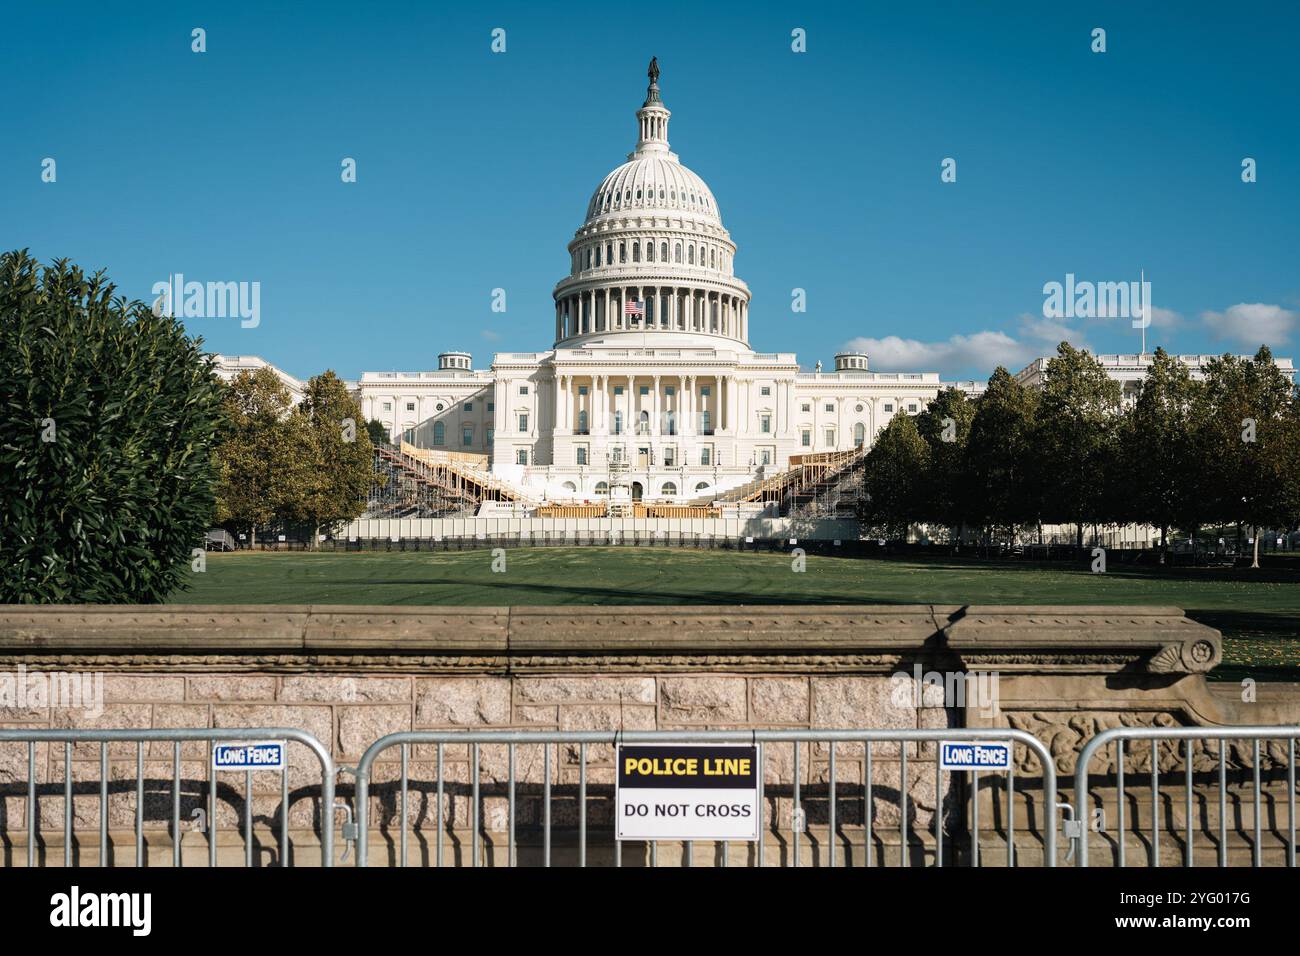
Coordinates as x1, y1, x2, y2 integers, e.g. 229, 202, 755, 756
0, 604, 1221, 675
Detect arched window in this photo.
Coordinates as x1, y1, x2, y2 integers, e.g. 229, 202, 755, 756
670, 189, 676, 200
674, 243, 682, 263
585, 248, 592, 269
619, 242, 626, 263
688, 246, 695, 265
636, 188, 642, 200
614, 410, 624, 435
606, 243, 613, 263
646, 242, 654, 262
594, 481, 609, 495
695, 482, 710, 492
659, 188, 665, 199
710, 248, 715, 268
661, 242, 668, 261
854, 422, 865, 447
661, 482, 677, 496
578, 410, 588, 433
433, 421, 445, 446
632, 243, 640, 263
624, 189, 631, 201
638, 410, 649, 434
595, 246, 601, 266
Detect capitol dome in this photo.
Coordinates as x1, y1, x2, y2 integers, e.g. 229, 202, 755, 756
552, 59, 751, 351
585, 157, 721, 225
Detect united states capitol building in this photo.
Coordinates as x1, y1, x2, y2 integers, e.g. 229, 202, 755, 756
214, 62, 1291, 525
218, 63, 965, 517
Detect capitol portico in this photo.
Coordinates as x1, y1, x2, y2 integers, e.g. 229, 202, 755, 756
218, 61, 962, 508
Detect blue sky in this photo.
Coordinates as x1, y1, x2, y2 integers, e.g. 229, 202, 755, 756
2, 1, 1297, 380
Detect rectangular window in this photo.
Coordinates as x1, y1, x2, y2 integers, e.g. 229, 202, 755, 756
578, 386, 588, 396
516, 449, 528, 466
518, 414, 528, 431
486, 427, 494, 445
462, 426, 473, 446
665, 386, 675, 396
801, 403, 810, 412
760, 448, 772, 465
487, 401, 494, 412
464, 402, 472, 412
761, 387, 771, 396
639, 386, 649, 395
825, 429, 835, 446
884, 403, 894, 413
663, 447, 675, 467
908, 404, 918, 413
760, 414, 771, 434
614, 386, 624, 395
824, 403, 834, 412
383, 402, 392, 412
700, 446, 711, 466
406, 402, 416, 412
576, 446, 588, 465
518, 385, 529, 395
801, 430, 811, 447
701, 386, 711, 396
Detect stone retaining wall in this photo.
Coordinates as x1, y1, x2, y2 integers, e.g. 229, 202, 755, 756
0, 604, 1295, 866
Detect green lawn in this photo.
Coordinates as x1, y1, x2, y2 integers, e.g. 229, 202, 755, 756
175, 548, 1300, 680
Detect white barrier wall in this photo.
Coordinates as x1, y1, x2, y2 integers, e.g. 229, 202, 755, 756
341, 516, 860, 541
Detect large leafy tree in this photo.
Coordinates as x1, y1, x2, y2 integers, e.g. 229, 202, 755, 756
1031, 343, 1123, 546
213, 367, 308, 547
0, 251, 225, 603
1200, 346, 1298, 567
964, 367, 1040, 542
1119, 348, 1206, 563
858, 414, 930, 540
914, 387, 974, 540
290, 370, 372, 548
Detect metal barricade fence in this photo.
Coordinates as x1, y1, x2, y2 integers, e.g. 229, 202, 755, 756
352, 728, 1058, 867
1072, 725, 1299, 867
0, 728, 337, 867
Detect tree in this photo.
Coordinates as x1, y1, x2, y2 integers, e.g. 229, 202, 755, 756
1119, 348, 1205, 563
0, 250, 225, 602
1031, 343, 1123, 546
964, 368, 1040, 542
858, 415, 930, 540
365, 418, 390, 446
290, 370, 372, 548
1201, 346, 1297, 567
213, 368, 309, 547
914, 387, 974, 540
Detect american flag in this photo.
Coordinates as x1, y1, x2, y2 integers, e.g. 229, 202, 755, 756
624, 298, 645, 317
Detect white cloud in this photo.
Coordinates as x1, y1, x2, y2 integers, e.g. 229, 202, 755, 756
480, 329, 501, 342
842, 314, 1087, 376
1201, 303, 1296, 347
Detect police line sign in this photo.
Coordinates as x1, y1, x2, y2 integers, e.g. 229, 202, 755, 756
616, 744, 760, 842
212, 741, 286, 771
939, 741, 1012, 772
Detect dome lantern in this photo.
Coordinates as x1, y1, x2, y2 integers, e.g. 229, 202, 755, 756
634, 56, 671, 158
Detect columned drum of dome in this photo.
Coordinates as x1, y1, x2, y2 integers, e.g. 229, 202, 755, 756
553, 61, 751, 350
